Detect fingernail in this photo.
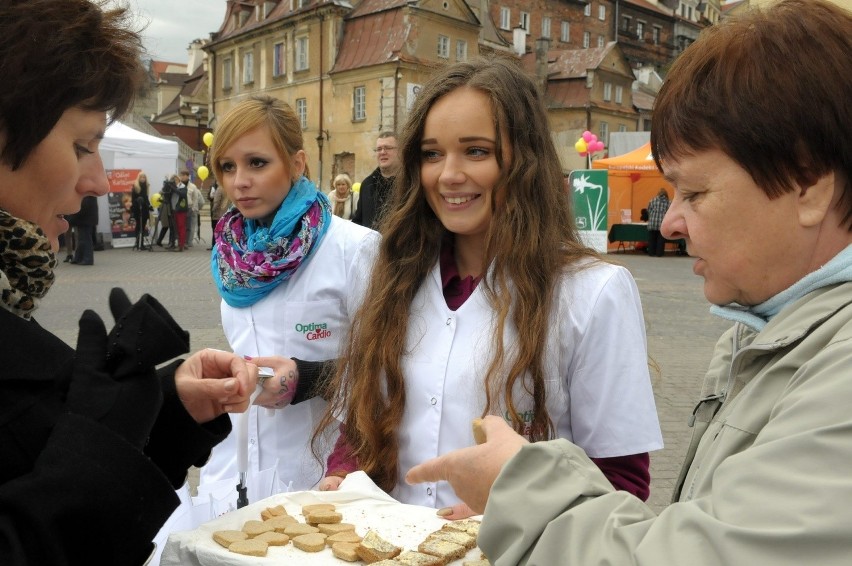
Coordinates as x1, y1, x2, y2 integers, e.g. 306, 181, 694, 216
223, 378, 236, 391
436, 507, 452, 517
243, 355, 253, 360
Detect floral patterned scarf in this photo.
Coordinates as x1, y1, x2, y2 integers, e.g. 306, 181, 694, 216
211, 176, 331, 308
0, 208, 57, 319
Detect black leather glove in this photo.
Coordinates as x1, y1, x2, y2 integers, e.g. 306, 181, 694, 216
105, 287, 190, 378
66, 289, 191, 448
66, 309, 163, 449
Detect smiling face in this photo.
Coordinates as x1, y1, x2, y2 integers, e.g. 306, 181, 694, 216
660, 148, 816, 306
217, 126, 306, 222
0, 107, 108, 251
420, 87, 506, 251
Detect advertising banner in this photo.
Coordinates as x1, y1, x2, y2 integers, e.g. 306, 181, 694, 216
107, 168, 140, 248
568, 169, 609, 253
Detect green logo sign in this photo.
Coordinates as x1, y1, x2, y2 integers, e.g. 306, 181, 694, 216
568, 169, 609, 252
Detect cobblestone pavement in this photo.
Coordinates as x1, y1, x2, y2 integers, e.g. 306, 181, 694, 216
39, 221, 730, 514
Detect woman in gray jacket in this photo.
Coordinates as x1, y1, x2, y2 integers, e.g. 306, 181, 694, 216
407, 1, 852, 564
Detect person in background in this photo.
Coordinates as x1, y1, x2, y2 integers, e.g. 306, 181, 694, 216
327, 173, 359, 220
181, 169, 203, 248
207, 180, 230, 251
315, 56, 661, 517
171, 174, 188, 252
647, 188, 670, 257
406, 2, 852, 564
69, 195, 98, 265
0, 1, 268, 565
199, 95, 378, 495
130, 171, 150, 250
155, 176, 176, 249
351, 131, 399, 229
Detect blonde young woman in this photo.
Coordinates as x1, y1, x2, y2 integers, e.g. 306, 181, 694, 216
130, 171, 150, 249
199, 95, 378, 493
327, 173, 359, 220
315, 56, 662, 518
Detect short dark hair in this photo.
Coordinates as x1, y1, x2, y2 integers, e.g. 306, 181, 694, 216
0, 0, 147, 170
652, 0, 852, 225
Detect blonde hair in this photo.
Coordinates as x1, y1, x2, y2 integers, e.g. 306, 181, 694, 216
332, 173, 352, 189
210, 95, 306, 182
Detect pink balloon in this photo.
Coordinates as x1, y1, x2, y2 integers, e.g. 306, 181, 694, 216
582, 131, 594, 143
590, 134, 598, 144
594, 141, 605, 152
579, 151, 588, 157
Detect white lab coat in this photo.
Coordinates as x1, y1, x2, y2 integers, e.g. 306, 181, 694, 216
199, 216, 379, 492
393, 259, 664, 508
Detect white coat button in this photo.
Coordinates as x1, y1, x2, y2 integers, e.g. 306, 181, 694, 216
427, 487, 433, 496
446, 318, 451, 325
250, 438, 256, 445
430, 397, 437, 405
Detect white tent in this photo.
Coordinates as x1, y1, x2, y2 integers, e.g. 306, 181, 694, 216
100, 120, 179, 184
97, 121, 180, 247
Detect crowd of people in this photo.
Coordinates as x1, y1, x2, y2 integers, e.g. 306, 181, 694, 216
2, 0, 851, 565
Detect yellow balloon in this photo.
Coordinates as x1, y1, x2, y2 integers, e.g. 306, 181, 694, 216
574, 139, 588, 153
202, 132, 214, 147
352, 182, 361, 193
197, 165, 209, 181
150, 192, 162, 208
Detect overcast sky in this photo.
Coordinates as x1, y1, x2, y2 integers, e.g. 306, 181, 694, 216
119, 0, 227, 63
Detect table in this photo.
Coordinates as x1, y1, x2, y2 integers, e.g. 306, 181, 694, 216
608, 223, 686, 254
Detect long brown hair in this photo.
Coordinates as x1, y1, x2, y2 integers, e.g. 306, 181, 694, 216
315, 55, 601, 492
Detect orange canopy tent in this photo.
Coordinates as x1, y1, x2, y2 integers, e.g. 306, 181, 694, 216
592, 142, 672, 228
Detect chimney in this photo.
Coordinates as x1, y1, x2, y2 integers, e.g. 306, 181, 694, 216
535, 37, 550, 95
513, 26, 526, 55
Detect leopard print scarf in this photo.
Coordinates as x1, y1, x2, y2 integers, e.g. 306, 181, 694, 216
0, 208, 57, 319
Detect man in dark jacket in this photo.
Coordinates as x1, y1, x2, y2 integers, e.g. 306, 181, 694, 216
69, 195, 98, 265
352, 131, 399, 229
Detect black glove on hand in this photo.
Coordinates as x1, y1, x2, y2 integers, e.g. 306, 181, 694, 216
67, 309, 163, 449
105, 287, 190, 378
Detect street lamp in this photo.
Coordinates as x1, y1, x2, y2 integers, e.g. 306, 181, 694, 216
191, 105, 202, 151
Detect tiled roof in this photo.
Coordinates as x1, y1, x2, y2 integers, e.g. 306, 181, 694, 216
624, 0, 674, 16
521, 43, 615, 80
350, 0, 408, 18
632, 88, 655, 112
332, 8, 407, 72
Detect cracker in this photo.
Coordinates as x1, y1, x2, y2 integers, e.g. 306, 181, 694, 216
254, 530, 290, 546
301, 503, 336, 515
228, 538, 268, 557
266, 515, 298, 531
418, 538, 466, 562
428, 528, 476, 550
331, 541, 361, 562
283, 523, 320, 537
325, 530, 363, 546
212, 530, 248, 548
241, 519, 275, 537
292, 532, 327, 552
395, 550, 446, 565
318, 522, 356, 535
442, 519, 482, 536
356, 529, 402, 563
307, 509, 343, 524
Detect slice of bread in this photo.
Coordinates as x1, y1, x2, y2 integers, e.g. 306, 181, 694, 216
355, 529, 402, 563
318, 522, 356, 535
395, 550, 447, 565
326, 530, 363, 547
442, 519, 482, 536
418, 538, 466, 562
212, 530, 248, 548
428, 529, 476, 550
292, 533, 327, 552
331, 541, 362, 562
254, 530, 290, 546
228, 538, 268, 557
241, 519, 275, 537
462, 560, 492, 566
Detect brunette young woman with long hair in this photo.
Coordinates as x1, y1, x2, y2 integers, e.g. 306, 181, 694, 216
315, 55, 662, 517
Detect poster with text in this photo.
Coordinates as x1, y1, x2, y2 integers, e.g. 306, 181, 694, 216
107, 169, 140, 248
569, 169, 609, 253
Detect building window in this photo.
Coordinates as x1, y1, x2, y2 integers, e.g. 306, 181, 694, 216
520, 11, 530, 32
273, 42, 285, 77
652, 25, 661, 45
560, 20, 570, 42
603, 82, 612, 102
295, 36, 308, 71
615, 85, 623, 104
242, 51, 254, 84
597, 35, 605, 47
542, 17, 551, 39
618, 124, 627, 132
622, 15, 631, 31
636, 21, 645, 40
598, 4, 606, 20
222, 57, 233, 90
584, 3, 591, 17
296, 98, 307, 129
437, 34, 450, 58
583, 31, 590, 48
353, 86, 365, 121
456, 39, 468, 61
599, 121, 609, 145
500, 7, 511, 30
